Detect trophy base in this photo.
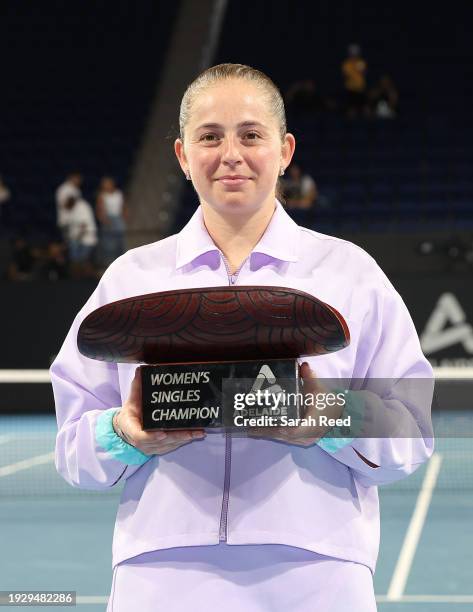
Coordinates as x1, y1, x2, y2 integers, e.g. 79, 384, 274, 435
141, 358, 301, 431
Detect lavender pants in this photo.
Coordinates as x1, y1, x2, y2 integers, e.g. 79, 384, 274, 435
107, 544, 377, 611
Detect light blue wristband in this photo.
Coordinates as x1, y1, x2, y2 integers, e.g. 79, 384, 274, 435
316, 390, 365, 454
95, 408, 152, 466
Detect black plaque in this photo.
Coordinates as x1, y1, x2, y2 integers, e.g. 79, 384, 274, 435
141, 358, 300, 430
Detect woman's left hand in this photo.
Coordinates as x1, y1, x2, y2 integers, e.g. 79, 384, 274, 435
247, 362, 344, 447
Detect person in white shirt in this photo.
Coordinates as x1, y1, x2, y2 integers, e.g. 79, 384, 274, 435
55, 172, 83, 234
281, 163, 317, 209
64, 195, 97, 277
96, 176, 127, 269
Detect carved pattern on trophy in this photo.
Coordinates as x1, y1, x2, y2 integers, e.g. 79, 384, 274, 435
78, 287, 350, 363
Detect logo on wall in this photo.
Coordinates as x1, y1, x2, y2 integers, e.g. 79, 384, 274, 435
420, 293, 473, 355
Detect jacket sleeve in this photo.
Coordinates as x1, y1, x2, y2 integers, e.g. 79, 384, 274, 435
324, 278, 434, 487
50, 272, 145, 490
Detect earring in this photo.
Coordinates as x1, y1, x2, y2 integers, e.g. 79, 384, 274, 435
185, 171, 191, 181
279, 167, 285, 176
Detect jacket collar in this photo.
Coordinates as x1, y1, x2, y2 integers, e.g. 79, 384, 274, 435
176, 200, 299, 269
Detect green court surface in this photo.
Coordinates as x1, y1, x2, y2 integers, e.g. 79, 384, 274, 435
1, 416, 472, 611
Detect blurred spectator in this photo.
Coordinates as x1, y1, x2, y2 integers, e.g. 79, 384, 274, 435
96, 176, 127, 269
0, 175, 11, 205
0, 175, 11, 224
341, 44, 369, 118
55, 171, 83, 237
64, 195, 97, 278
285, 79, 327, 115
37, 242, 68, 281
281, 164, 318, 209
7, 237, 40, 280
369, 75, 399, 118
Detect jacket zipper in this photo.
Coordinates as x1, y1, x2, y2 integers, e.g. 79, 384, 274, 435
218, 254, 246, 542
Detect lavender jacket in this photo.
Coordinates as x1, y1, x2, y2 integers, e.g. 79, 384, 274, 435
50, 201, 433, 573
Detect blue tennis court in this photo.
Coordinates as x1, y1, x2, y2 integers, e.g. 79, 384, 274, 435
1, 414, 472, 611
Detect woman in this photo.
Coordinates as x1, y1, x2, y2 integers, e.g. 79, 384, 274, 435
96, 176, 127, 269
50, 64, 433, 611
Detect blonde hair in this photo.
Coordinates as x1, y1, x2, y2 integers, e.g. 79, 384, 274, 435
179, 63, 287, 142
178, 63, 288, 201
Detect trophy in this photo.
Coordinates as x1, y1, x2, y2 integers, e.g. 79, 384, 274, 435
77, 287, 350, 431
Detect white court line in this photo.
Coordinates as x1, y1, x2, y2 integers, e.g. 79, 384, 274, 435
432, 367, 473, 379
377, 594, 473, 603
0, 452, 55, 477
75, 594, 473, 605
0, 366, 461, 383
0, 370, 50, 383
76, 597, 108, 604
386, 453, 443, 601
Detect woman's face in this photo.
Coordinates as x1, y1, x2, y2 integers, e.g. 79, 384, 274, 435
175, 79, 295, 217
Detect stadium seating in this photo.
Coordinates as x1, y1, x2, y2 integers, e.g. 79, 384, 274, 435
1, 1, 471, 238
0, 0, 179, 240
209, 0, 473, 233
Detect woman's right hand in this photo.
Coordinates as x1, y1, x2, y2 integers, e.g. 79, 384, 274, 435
112, 367, 206, 455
